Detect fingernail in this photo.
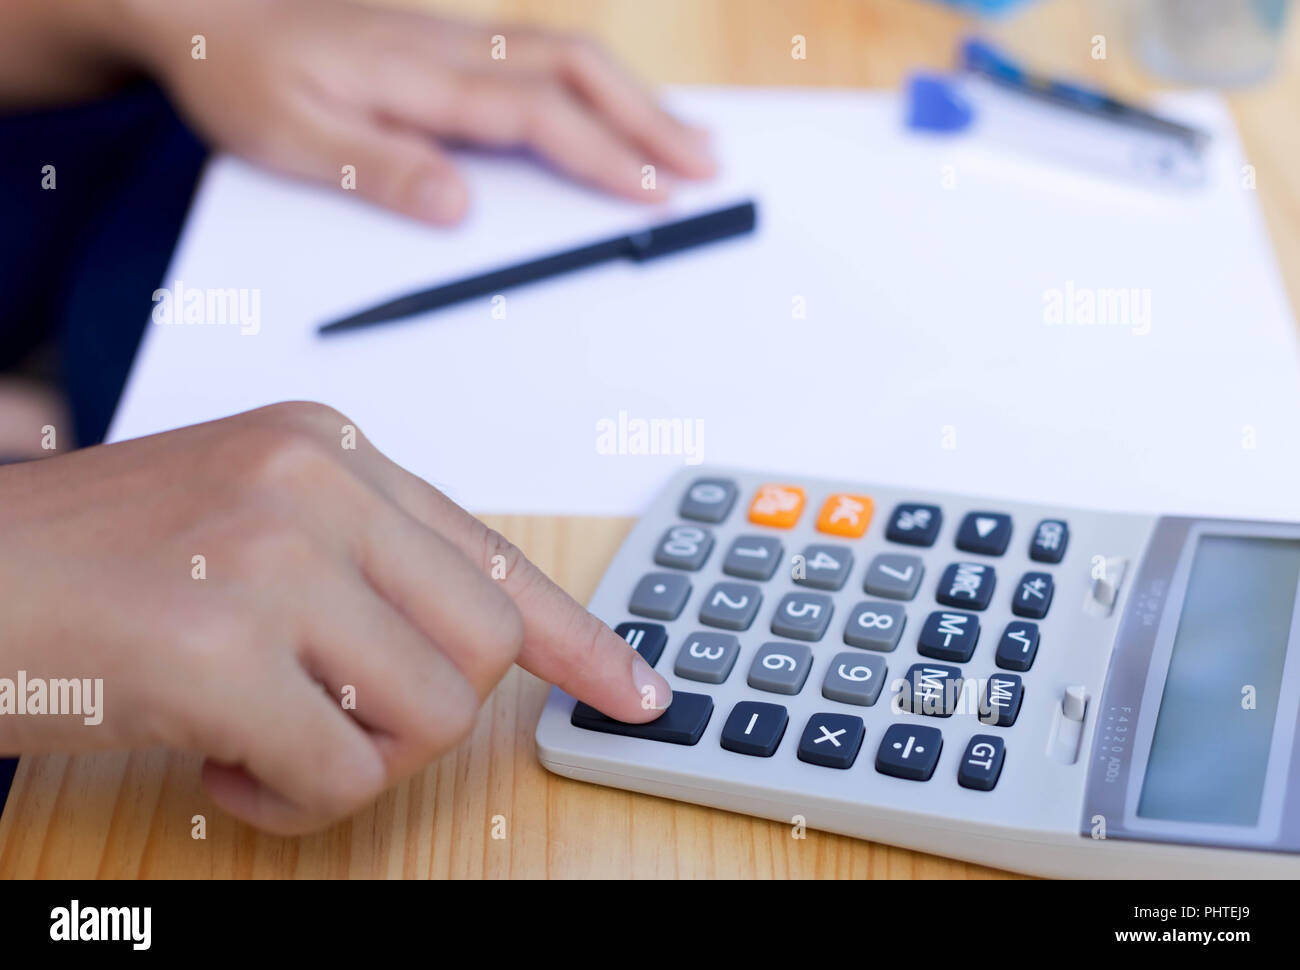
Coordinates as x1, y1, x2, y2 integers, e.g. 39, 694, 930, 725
632, 655, 672, 711
416, 177, 465, 223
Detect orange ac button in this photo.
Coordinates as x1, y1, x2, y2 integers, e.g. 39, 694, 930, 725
748, 484, 806, 529
816, 493, 874, 538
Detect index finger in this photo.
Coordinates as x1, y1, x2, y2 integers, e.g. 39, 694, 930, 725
290, 408, 673, 722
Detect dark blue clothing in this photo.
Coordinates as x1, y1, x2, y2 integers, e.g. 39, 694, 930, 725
0, 82, 205, 811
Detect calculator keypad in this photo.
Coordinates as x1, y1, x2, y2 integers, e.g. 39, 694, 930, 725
981, 673, 1024, 727
815, 493, 873, 538
653, 524, 714, 571
885, 503, 942, 546
843, 601, 907, 652
614, 621, 669, 666
570, 474, 1080, 809
1011, 571, 1054, 619
995, 621, 1039, 671
899, 662, 964, 717
771, 591, 834, 641
629, 573, 692, 620
955, 511, 1012, 556
679, 478, 738, 523
722, 535, 784, 580
721, 701, 788, 757
917, 610, 980, 663
936, 562, 996, 610
674, 632, 740, 683
796, 713, 865, 769
876, 723, 943, 781
571, 692, 713, 745
794, 544, 853, 590
748, 484, 806, 528
958, 735, 1006, 790
863, 553, 924, 600
748, 642, 813, 694
699, 581, 762, 630
822, 652, 887, 706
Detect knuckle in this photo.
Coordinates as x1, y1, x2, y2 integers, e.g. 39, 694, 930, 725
413, 677, 479, 752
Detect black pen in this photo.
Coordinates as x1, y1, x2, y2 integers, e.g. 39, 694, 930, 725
318, 199, 758, 336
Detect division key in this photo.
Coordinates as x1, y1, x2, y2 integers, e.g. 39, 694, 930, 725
571, 691, 714, 745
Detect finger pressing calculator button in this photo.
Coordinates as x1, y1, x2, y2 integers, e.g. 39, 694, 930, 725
955, 512, 1012, 556
917, 610, 980, 663
994, 621, 1039, 671
748, 484, 806, 529
796, 712, 865, 769
748, 642, 813, 695
699, 582, 763, 630
822, 652, 887, 706
653, 524, 714, 571
886, 503, 942, 546
771, 591, 834, 641
674, 632, 740, 684
980, 673, 1024, 727
679, 478, 738, 523
958, 735, 1006, 791
815, 493, 874, 538
863, 553, 924, 600
898, 662, 965, 717
722, 535, 783, 580
629, 573, 691, 620
1012, 571, 1054, 619
570, 692, 713, 746
794, 544, 853, 591
613, 621, 669, 667
875, 724, 943, 781
843, 601, 907, 652
1029, 519, 1069, 563
936, 561, 996, 610
721, 701, 789, 757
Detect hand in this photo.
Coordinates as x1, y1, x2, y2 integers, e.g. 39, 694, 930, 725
0, 402, 672, 833
120, 0, 716, 222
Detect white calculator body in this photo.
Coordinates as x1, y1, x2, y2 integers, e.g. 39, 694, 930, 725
534, 467, 1300, 878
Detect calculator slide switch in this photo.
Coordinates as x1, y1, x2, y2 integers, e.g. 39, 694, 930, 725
1083, 557, 1128, 617
1048, 686, 1088, 763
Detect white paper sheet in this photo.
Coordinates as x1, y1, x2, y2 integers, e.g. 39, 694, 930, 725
109, 87, 1300, 520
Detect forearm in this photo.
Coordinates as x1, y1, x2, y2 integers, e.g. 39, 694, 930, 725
0, 0, 163, 107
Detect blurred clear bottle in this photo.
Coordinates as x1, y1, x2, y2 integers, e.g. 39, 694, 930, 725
1134, 0, 1291, 86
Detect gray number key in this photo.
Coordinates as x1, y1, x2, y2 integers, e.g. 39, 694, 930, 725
863, 553, 924, 600
747, 641, 814, 695
794, 544, 854, 591
629, 572, 692, 620
771, 591, 834, 641
674, 632, 740, 684
699, 581, 762, 630
679, 478, 738, 523
722, 534, 783, 580
822, 651, 888, 706
843, 600, 907, 651
653, 524, 714, 571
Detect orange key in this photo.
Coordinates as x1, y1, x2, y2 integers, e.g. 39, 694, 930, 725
816, 493, 874, 538
748, 484, 806, 529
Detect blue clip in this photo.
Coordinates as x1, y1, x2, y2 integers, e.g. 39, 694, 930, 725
905, 72, 974, 133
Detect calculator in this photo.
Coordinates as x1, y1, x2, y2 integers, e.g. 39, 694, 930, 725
534, 467, 1300, 878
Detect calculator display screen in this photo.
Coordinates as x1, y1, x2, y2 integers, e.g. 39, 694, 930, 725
1137, 535, 1300, 825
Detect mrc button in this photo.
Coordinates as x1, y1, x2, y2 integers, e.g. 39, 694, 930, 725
936, 562, 996, 610
956, 512, 1012, 556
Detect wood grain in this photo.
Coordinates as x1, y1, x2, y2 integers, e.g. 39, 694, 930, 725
2, 0, 1296, 878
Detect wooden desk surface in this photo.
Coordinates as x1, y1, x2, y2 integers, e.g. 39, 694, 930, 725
3, 0, 1298, 878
